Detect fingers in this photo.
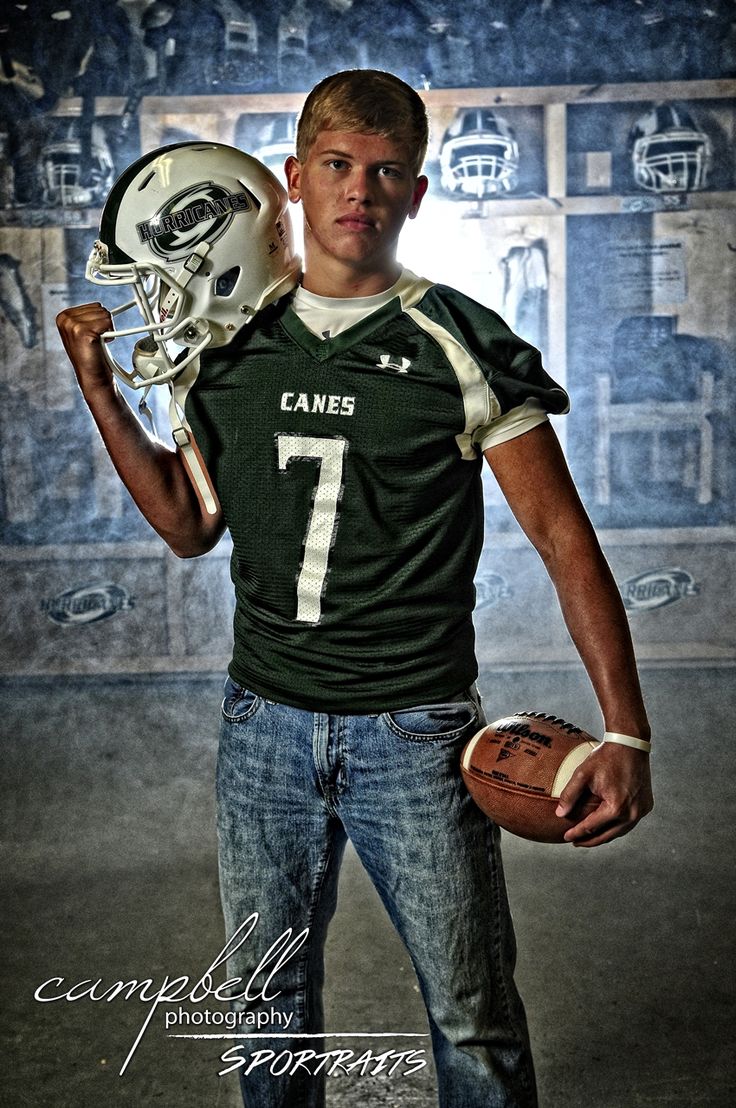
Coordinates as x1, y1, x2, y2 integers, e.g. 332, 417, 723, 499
554, 749, 600, 820
56, 302, 113, 342
555, 744, 654, 848
56, 303, 115, 387
562, 800, 642, 848
555, 772, 588, 818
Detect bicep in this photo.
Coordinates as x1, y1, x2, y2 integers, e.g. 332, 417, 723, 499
483, 422, 598, 563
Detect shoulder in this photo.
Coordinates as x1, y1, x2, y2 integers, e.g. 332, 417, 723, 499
397, 274, 540, 380
196, 294, 293, 381
410, 281, 536, 366
398, 274, 569, 422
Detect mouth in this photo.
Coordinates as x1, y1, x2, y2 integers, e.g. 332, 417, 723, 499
336, 214, 376, 231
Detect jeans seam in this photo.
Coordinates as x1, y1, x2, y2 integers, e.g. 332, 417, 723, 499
294, 834, 338, 1035
486, 820, 536, 1107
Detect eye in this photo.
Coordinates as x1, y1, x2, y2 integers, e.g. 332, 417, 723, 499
378, 166, 402, 179
214, 266, 240, 297
326, 159, 349, 170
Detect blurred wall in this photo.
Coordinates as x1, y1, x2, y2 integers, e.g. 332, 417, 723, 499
0, 0, 734, 678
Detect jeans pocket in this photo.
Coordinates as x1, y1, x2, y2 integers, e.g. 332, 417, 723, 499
221, 677, 263, 723
383, 699, 479, 742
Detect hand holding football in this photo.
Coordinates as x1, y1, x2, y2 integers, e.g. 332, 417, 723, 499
461, 712, 601, 843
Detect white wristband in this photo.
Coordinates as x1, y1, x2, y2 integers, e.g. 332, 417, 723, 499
603, 731, 651, 753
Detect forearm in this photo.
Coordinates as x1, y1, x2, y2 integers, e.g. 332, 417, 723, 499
58, 302, 224, 558
485, 424, 653, 844
485, 424, 649, 741
81, 377, 223, 557
541, 527, 650, 741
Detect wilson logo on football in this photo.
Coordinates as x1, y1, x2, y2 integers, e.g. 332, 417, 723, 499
41, 583, 135, 626
620, 568, 699, 612
136, 181, 251, 260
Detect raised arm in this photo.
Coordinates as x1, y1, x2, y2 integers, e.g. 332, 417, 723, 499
57, 302, 226, 558
484, 421, 653, 847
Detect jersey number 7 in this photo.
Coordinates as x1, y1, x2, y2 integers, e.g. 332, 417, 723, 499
277, 433, 349, 623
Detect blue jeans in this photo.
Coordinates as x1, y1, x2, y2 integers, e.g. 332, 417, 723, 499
216, 678, 537, 1108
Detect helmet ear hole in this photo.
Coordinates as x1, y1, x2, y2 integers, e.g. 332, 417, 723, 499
239, 183, 262, 211
214, 266, 241, 297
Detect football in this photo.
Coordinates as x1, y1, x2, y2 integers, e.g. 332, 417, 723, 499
460, 712, 601, 843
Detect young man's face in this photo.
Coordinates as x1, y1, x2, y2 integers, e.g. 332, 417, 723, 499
285, 130, 428, 292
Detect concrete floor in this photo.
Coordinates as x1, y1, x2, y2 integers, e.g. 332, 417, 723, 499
3, 666, 735, 1107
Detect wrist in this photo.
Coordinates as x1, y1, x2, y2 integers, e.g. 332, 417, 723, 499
602, 730, 651, 754
601, 712, 651, 745
75, 364, 116, 399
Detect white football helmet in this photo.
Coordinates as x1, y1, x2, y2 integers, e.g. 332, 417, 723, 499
86, 140, 301, 388
629, 103, 713, 193
439, 108, 519, 199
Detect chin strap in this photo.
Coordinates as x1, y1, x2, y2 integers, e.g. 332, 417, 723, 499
100, 242, 212, 388
122, 346, 219, 516
168, 356, 220, 517
125, 332, 219, 515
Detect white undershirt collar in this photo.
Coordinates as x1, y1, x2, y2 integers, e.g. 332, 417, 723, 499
291, 274, 405, 339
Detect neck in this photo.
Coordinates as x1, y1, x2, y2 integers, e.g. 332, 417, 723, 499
300, 255, 401, 299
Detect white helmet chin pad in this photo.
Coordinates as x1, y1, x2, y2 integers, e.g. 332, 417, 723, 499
86, 141, 301, 388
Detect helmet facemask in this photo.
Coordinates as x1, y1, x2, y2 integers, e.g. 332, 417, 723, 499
440, 109, 520, 200
631, 129, 713, 193
629, 104, 713, 195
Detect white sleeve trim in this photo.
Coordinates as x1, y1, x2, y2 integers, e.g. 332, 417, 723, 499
476, 398, 549, 452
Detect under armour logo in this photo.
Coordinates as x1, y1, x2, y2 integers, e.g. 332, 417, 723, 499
377, 354, 411, 373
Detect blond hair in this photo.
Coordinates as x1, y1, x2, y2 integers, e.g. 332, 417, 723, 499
296, 69, 429, 177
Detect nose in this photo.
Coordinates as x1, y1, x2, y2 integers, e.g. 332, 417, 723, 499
345, 166, 372, 205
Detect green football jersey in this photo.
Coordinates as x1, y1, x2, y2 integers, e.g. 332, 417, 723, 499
184, 270, 568, 712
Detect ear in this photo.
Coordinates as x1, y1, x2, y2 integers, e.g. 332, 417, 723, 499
284, 155, 301, 203
408, 174, 429, 220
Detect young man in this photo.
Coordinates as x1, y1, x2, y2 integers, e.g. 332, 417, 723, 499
57, 70, 652, 1108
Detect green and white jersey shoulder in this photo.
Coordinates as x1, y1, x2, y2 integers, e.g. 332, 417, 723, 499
185, 269, 569, 712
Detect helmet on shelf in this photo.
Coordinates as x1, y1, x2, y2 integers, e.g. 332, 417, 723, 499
628, 102, 713, 193
439, 108, 519, 199
42, 123, 115, 208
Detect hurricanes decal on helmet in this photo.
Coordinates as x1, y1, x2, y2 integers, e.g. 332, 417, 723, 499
136, 182, 252, 259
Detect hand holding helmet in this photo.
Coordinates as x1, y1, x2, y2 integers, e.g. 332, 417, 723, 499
72, 141, 301, 516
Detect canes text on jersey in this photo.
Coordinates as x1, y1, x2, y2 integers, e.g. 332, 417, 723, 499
280, 392, 355, 416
